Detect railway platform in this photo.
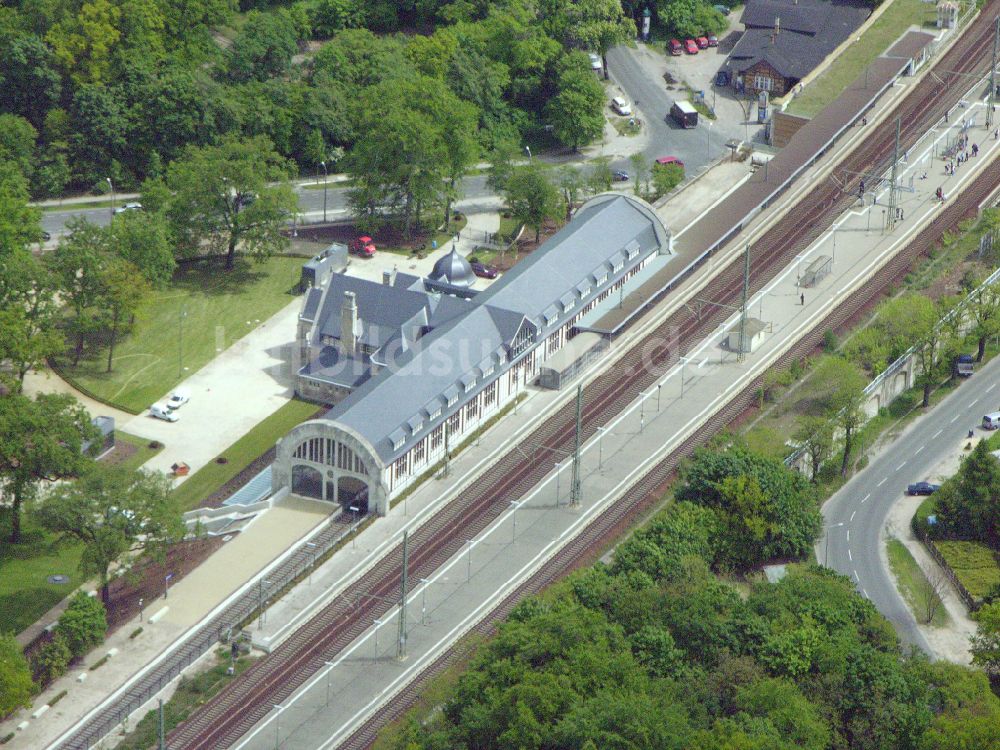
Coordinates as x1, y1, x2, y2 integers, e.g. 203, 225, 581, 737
229, 96, 1000, 750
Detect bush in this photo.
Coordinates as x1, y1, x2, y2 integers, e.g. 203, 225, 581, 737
33, 633, 71, 686
822, 330, 839, 352
0, 635, 34, 718
49, 689, 68, 707
57, 593, 107, 658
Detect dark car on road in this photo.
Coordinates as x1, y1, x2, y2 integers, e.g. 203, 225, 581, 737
470, 260, 499, 279
906, 481, 940, 496
612, 170, 629, 182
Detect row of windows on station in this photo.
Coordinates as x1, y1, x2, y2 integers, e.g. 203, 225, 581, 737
292, 437, 369, 476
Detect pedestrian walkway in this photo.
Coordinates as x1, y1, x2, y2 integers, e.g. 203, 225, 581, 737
230, 99, 1000, 750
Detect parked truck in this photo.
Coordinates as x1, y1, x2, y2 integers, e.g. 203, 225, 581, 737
955, 353, 974, 377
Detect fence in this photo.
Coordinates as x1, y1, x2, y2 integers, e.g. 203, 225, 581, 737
56, 511, 359, 750
912, 524, 980, 612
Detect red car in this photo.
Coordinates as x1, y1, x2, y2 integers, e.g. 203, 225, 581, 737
696, 36, 709, 49
349, 236, 376, 257
656, 156, 684, 168
684, 39, 698, 55
707, 34, 719, 47
668, 39, 683, 56
470, 260, 499, 279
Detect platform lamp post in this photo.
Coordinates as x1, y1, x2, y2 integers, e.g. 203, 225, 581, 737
349, 505, 360, 548
596, 426, 608, 471
320, 160, 328, 223
106, 177, 114, 222
306, 541, 317, 584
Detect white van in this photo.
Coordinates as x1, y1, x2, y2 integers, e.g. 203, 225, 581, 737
982, 412, 1000, 429
150, 403, 179, 422
611, 96, 632, 116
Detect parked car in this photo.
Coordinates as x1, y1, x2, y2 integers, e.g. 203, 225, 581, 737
114, 202, 143, 214
696, 36, 709, 49
983, 412, 1000, 429
588, 53, 602, 71
470, 261, 499, 279
955, 353, 974, 377
166, 388, 190, 410
349, 236, 376, 257
611, 96, 632, 116
668, 39, 683, 56
612, 170, 630, 182
684, 39, 699, 55
40, 230, 51, 241
707, 34, 719, 47
714, 4, 731, 14
906, 481, 940, 496
656, 156, 685, 168
150, 403, 178, 422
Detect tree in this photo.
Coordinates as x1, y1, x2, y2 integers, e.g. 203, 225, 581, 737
811, 356, 868, 476
32, 632, 71, 686
557, 166, 586, 220
0, 33, 62, 128
0, 114, 39, 185
659, 0, 727, 39
47, 219, 109, 365
0, 161, 43, 252
935, 441, 1000, 544
545, 59, 605, 150
917, 565, 947, 625
45, 0, 122, 84
587, 158, 613, 194
35, 464, 185, 603
964, 278, 1000, 362
106, 210, 175, 288
227, 10, 298, 83
0, 249, 61, 391
876, 294, 952, 407
0, 634, 33, 717
629, 152, 650, 197
99, 256, 149, 373
843, 326, 890, 375
0, 306, 62, 392
55, 591, 107, 657
651, 161, 684, 198
566, 0, 636, 79
503, 163, 563, 243
0, 393, 97, 544
794, 416, 836, 482
309, 0, 366, 37
157, 136, 297, 270
971, 601, 1000, 674
438, 94, 479, 232
486, 138, 521, 194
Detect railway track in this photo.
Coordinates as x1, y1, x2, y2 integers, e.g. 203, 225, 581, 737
163, 11, 1000, 750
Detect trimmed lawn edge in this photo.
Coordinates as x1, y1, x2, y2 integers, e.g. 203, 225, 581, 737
886, 539, 950, 628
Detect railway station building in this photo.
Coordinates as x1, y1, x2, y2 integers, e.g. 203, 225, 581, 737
273, 194, 672, 515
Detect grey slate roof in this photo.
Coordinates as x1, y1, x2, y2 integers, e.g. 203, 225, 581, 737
301, 287, 323, 322
473, 196, 661, 330
315, 274, 429, 348
300, 346, 373, 389
319, 195, 667, 464
728, 0, 870, 80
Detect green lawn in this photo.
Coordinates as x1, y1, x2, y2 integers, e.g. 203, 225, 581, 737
887, 539, 950, 627
934, 540, 1000, 601
171, 398, 321, 511
787, 0, 938, 118
57, 256, 305, 414
0, 514, 82, 635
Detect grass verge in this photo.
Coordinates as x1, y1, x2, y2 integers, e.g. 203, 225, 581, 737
786, 0, 938, 118
887, 539, 950, 627
115, 650, 255, 750
170, 398, 321, 511
0, 515, 82, 634
934, 540, 1000, 600
55, 256, 305, 413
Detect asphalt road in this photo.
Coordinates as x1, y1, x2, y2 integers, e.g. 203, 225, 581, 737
822, 354, 1000, 653
40, 174, 496, 239
605, 44, 738, 175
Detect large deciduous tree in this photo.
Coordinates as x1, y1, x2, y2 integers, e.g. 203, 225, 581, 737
35, 464, 185, 604
154, 136, 297, 270
503, 163, 564, 243
811, 355, 868, 476
545, 57, 605, 151
99, 256, 149, 373
0, 162, 43, 252
0, 393, 97, 544
566, 0, 636, 79
876, 293, 953, 407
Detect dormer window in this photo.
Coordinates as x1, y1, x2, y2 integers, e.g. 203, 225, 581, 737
444, 384, 459, 407
390, 428, 406, 451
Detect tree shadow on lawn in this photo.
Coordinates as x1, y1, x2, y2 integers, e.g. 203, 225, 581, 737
171, 257, 270, 297
0, 587, 68, 633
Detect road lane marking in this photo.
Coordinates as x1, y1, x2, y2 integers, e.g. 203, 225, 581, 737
861, 493, 870, 503
896, 461, 906, 471
969, 399, 980, 408
862, 588, 869, 598
988, 383, 996, 393
932, 429, 942, 439
848, 549, 853, 561
846, 529, 850, 543
850, 511, 856, 522
876, 477, 887, 486
853, 570, 860, 581
951, 414, 960, 423
914, 445, 924, 455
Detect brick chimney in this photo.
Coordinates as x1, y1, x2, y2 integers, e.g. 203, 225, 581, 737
339, 291, 361, 357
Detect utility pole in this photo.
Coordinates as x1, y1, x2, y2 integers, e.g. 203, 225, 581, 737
397, 530, 408, 660
737, 243, 750, 362
885, 118, 901, 233
989, 17, 1000, 129
570, 385, 582, 506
